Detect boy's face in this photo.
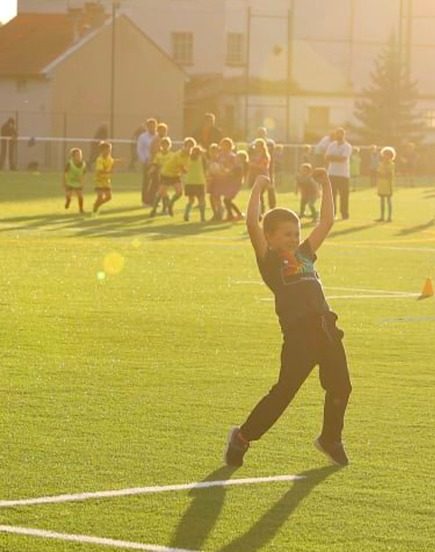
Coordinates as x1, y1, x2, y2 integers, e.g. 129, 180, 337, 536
265, 221, 301, 253
101, 146, 111, 158
72, 151, 82, 163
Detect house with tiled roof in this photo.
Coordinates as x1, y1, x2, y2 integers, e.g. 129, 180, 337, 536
0, 5, 186, 168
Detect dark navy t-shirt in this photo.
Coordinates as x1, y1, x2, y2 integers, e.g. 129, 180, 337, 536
256, 239, 330, 332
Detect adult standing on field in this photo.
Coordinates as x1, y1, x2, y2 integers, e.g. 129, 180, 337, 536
137, 118, 157, 206
314, 129, 336, 168
326, 127, 352, 220
193, 112, 223, 150
0, 117, 17, 171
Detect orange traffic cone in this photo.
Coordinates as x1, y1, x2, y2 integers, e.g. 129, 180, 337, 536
419, 278, 434, 300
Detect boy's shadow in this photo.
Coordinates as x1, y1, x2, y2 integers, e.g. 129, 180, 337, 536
170, 464, 340, 551
218, 465, 340, 552
170, 466, 237, 550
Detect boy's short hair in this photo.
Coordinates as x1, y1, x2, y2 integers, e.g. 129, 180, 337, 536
157, 122, 168, 132
263, 208, 300, 235
160, 136, 172, 147
99, 140, 111, 151
300, 162, 312, 172
381, 146, 396, 160
183, 136, 196, 147
220, 137, 235, 150
69, 147, 82, 157
237, 150, 249, 161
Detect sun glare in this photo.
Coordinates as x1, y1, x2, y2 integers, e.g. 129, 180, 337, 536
0, 0, 17, 24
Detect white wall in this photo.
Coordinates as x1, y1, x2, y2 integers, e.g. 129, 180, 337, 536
17, 0, 435, 96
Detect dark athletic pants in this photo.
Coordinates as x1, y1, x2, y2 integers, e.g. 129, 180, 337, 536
330, 176, 350, 219
240, 313, 352, 443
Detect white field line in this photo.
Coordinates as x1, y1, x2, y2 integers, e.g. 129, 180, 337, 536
260, 293, 418, 301
234, 280, 418, 297
0, 474, 304, 509
0, 525, 197, 552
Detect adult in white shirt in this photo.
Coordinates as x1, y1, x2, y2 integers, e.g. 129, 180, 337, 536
137, 118, 157, 206
325, 127, 352, 219
314, 129, 337, 168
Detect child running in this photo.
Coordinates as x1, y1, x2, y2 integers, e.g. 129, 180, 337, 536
296, 162, 320, 222
248, 138, 272, 213
183, 145, 207, 222
149, 136, 173, 217
207, 143, 224, 221
375, 147, 396, 223
63, 147, 86, 214
223, 150, 247, 221
224, 169, 352, 467
93, 141, 115, 215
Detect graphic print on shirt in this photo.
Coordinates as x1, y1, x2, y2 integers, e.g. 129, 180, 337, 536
279, 249, 316, 284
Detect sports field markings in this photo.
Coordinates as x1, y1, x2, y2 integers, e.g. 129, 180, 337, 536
0, 525, 197, 552
0, 474, 304, 509
233, 280, 418, 299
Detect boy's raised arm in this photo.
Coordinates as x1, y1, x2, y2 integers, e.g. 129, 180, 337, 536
246, 175, 269, 259
307, 168, 334, 252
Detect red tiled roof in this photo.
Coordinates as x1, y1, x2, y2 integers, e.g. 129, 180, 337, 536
0, 13, 106, 77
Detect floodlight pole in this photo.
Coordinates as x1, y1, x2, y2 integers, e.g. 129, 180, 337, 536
110, 1, 118, 139
244, 6, 294, 142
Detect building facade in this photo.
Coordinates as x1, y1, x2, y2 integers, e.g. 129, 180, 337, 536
18, 0, 435, 143
0, 9, 186, 168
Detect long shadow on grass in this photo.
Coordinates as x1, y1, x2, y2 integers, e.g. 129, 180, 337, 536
395, 219, 434, 236
169, 466, 237, 551
0, 210, 233, 239
328, 222, 377, 239
217, 465, 340, 552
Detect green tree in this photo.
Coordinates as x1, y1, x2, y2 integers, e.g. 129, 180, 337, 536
353, 36, 423, 147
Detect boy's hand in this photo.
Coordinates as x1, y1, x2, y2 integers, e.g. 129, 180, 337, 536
254, 175, 272, 191
313, 167, 329, 185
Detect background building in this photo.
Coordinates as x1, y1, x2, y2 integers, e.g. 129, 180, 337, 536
0, 5, 186, 168
16, 0, 435, 143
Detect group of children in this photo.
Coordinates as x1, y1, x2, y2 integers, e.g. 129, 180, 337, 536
295, 144, 396, 224
63, 141, 115, 216
148, 135, 248, 223
63, 137, 397, 225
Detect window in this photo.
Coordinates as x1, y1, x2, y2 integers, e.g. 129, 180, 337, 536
307, 106, 330, 129
423, 110, 435, 128
172, 32, 193, 65
16, 79, 27, 92
226, 33, 245, 66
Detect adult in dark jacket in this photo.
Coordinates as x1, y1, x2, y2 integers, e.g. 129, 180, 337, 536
193, 113, 223, 149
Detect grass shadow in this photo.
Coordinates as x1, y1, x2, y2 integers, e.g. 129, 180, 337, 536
0, 209, 235, 240
328, 223, 377, 239
217, 465, 341, 552
169, 466, 237, 551
396, 219, 434, 236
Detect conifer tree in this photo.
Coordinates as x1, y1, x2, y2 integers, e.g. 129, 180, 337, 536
353, 36, 423, 147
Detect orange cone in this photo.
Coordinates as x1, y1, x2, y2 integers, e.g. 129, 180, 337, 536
419, 278, 434, 299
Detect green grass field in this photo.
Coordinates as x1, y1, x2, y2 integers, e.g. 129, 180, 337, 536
1, 172, 434, 551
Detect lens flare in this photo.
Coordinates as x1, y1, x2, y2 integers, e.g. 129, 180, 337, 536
103, 252, 125, 275
263, 117, 276, 130
96, 271, 106, 281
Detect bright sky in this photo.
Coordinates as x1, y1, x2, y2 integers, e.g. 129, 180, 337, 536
0, 0, 17, 24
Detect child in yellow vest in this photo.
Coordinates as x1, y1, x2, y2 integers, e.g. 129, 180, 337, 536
183, 145, 207, 222
376, 147, 395, 223
93, 141, 115, 215
63, 147, 86, 214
